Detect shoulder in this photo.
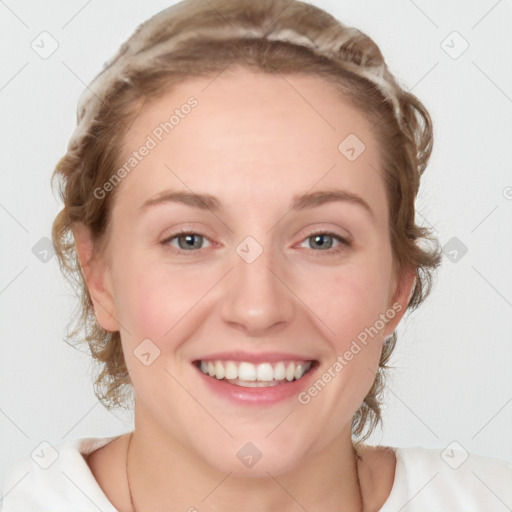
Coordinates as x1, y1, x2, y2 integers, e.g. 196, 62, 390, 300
2, 435, 122, 512
379, 444, 512, 512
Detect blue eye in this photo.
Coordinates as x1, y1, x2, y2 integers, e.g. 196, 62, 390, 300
161, 230, 350, 255
162, 232, 211, 251
299, 231, 350, 253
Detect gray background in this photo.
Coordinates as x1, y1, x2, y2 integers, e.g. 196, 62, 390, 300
1, 0, 511, 492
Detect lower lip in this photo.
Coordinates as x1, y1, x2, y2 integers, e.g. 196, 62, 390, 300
194, 364, 318, 405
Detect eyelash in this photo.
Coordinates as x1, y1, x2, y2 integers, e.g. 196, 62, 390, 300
160, 229, 351, 256
300, 230, 351, 255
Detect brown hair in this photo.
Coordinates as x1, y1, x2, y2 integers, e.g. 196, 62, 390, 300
51, 0, 442, 443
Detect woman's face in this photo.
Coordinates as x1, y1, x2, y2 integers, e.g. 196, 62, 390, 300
85, 68, 413, 475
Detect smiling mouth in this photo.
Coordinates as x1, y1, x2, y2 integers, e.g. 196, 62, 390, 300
194, 359, 316, 387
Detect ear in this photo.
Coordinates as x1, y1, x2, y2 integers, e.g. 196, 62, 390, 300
73, 223, 119, 332
382, 265, 416, 338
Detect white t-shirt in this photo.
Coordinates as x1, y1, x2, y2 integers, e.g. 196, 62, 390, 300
2, 436, 511, 511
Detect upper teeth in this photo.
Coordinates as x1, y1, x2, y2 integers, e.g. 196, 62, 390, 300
199, 360, 312, 383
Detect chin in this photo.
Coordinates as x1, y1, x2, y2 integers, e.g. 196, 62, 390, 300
196, 435, 312, 477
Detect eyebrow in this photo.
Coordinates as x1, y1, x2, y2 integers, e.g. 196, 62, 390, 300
139, 189, 374, 219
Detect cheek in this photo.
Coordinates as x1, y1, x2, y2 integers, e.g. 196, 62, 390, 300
303, 258, 393, 343
111, 253, 220, 345
111, 259, 208, 391
294, 263, 393, 422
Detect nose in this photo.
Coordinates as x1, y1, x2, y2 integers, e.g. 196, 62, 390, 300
220, 245, 296, 336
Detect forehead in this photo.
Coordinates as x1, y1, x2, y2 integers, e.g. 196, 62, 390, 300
114, 68, 386, 222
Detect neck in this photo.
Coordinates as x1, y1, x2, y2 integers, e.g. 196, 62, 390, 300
126, 405, 367, 512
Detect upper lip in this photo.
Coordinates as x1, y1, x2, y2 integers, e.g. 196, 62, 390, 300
193, 351, 317, 364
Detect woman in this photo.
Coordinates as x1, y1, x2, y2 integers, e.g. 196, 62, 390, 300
3, 0, 511, 510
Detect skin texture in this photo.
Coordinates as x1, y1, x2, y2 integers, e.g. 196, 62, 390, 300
77, 67, 415, 511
